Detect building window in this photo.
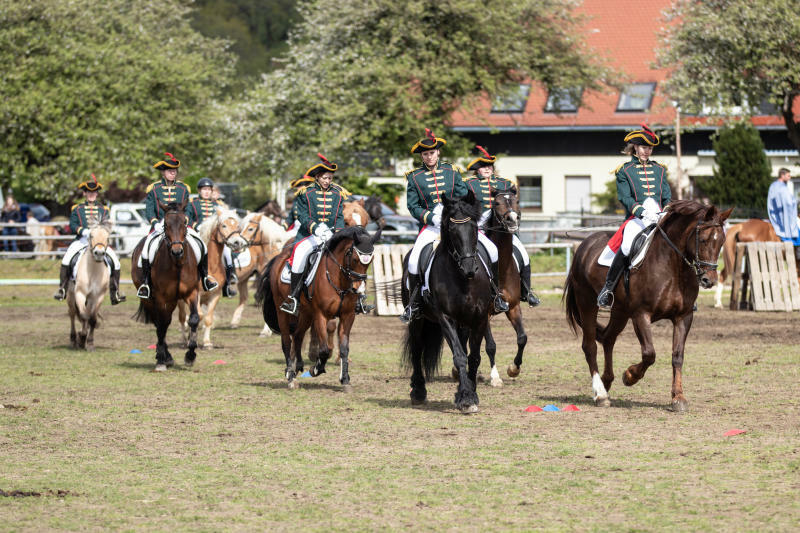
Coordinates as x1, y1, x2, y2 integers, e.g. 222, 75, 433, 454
517, 176, 542, 211
491, 84, 531, 113
616, 83, 656, 112
565, 176, 591, 212
544, 87, 581, 113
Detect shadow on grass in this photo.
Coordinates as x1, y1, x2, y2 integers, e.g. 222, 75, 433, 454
244, 379, 345, 392
116, 361, 195, 372
365, 397, 459, 412
537, 394, 667, 410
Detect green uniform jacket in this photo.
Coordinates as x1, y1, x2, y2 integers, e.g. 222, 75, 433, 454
69, 201, 110, 237
405, 161, 467, 229
615, 156, 671, 218
464, 174, 516, 210
185, 198, 218, 230
294, 183, 346, 241
144, 178, 192, 225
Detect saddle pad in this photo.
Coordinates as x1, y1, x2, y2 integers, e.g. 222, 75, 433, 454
71, 248, 112, 280
598, 224, 657, 268
280, 248, 324, 287
233, 248, 251, 269
138, 233, 204, 266
422, 241, 492, 292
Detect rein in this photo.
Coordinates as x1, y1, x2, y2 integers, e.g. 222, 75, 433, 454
484, 193, 519, 233
656, 218, 721, 277
323, 240, 371, 316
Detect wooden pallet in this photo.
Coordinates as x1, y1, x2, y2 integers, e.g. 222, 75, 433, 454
372, 244, 412, 316
730, 242, 800, 311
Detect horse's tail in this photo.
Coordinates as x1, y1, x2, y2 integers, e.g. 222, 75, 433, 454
401, 319, 443, 380
720, 223, 743, 283
256, 256, 280, 334
562, 246, 582, 336
133, 300, 154, 324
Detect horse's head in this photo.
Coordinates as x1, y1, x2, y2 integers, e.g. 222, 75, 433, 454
491, 186, 520, 233
159, 198, 188, 261
442, 190, 481, 279
364, 195, 386, 228
88, 220, 111, 262
215, 209, 248, 252
240, 213, 263, 245
325, 226, 382, 293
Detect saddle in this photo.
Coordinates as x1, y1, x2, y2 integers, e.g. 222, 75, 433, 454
280, 246, 325, 294
622, 223, 659, 292
419, 240, 493, 298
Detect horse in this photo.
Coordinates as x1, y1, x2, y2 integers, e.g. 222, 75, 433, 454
131, 200, 201, 372
480, 188, 528, 387
182, 209, 248, 349
563, 200, 733, 411
256, 199, 285, 225
66, 220, 112, 351
229, 212, 289, 335
343, 198, 369, 228
256, 225, 381, 390
400, 190, 492, 414
714, 218, 781, 309
363, 195, 386, 228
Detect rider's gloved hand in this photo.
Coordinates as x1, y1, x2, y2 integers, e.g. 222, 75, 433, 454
314, 223, 332, 242
642, 209, 659, 226
80, 228, 91, 238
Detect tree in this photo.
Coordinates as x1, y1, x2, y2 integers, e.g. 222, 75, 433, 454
700, 121, 773, 213
658, 0, 800, 150
218, 0, 612, 189
0, 0, 235, 202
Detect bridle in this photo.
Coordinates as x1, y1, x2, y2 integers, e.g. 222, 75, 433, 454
657, 218, 723, 278
162, 211, 186, 250
485, 193, 519, 233
214, 217, 244, 248
324, 239, 372, 316
88, 228, 108, 260
243, 218, 263, 246
447, 215, 478, 274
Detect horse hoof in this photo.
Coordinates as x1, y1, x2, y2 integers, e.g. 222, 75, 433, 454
342, 384, 353, 394
288, 380, 300, 390
203, 343, 213, 350
451, 367, 459, 381
622, 370, 636, 386
411, 397, 427, 406
184, 359, 194, 368
460, 404, 479, 414
670, 399, 688, 412
154, 364, 167, 372
595, 397, 611, 407
86, 345, 95, 352
507, 364, 520, 378
490, 377, 503, 388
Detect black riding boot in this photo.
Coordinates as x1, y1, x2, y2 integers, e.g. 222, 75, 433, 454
198, 254, 219, 292
53, 264, 70, 300
355, 293, 374, 315
400, 273, 422, 324
519, 263, 540, 307
280, 272, 304, 316
109, 269, 126, 305
137, 259, 152, 299
223, 263, 238, 298
491, 262, 510, 313
597, 251, 627, 310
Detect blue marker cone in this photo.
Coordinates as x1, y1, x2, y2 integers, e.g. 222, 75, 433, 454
542, 404, 560, 412
300, 371, 312, 378
129, 349, 142, 354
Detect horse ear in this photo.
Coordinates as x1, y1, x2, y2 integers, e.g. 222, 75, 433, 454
718, 206, 734, 223
216, 208, 224, 218
157, 198, 167, 214
510, 185, 518, 196
489, 187, 498, 198
441, 195, 452, 209
464, 189, 477, 206
358, 198, 365, 207
370, 225, 383, 245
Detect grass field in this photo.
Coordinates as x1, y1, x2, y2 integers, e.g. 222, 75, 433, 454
1, 260, 799, 531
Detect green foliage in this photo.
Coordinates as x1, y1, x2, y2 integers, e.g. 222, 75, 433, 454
701, 121, 773, 210
337, 174, 399, 209
592, 179, 623, 214
217, 0, 612, 188
658, 0, 800, 149
0, 0, 235, 203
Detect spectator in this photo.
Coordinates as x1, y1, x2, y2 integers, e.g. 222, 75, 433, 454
1, 194, 21, 252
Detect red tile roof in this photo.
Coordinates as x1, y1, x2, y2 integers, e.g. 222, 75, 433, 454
449, 0, 785, 130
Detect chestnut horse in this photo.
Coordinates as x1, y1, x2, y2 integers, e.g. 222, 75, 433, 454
67, 221, 112, 351
343, 198, 369, 228
564, 200, 732, 411
256, 226, 381, 390
714, 219, 781, 309
131, 200, 200, 372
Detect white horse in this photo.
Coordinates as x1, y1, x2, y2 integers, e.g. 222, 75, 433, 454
229, 212, 290, 337
67, 222, 112, 351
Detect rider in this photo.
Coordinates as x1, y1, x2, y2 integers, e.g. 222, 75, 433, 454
597, 124, 671, 310
280, 154, 347, 316
401, 129, 509, 323
464, 145, 540, 308
137, 152, 218, 299
54, 175, 126, 305
767, 168, 800, 264
185, 177, 238, 298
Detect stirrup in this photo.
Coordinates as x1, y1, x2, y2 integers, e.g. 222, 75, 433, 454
229, 272, 239, 285
53, 287, 66, 301
494, 295, 510, 313
399, 304, 416, 324
110, 292, 126, 305
202, 276, 219, 292
223, 284, 237, 298
597, 289, 614, 311
137, 284, 151, 299
280, 296, 299, 316
356, 295, 374, 315
526, 292, 541, 308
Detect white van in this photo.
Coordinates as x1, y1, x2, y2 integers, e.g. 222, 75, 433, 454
109, 203, 149, 254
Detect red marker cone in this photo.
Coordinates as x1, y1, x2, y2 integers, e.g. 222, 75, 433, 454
212, 360, 226, 365
524, 405, 543, 412
563, 404, 581, 412
723, 429, 746, 437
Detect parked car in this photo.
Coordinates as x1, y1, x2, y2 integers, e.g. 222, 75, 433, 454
350, 195, 417, 243
109, 203, 149, 254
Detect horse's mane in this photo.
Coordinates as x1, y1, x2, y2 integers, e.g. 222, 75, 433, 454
242, 211, 289, 246
326, 226, 370, 251
197, 208, 240, 242
663, 200, 721, 226
443, 193, 481, 225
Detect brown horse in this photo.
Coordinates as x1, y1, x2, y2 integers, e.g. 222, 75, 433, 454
131, 200, 200, 372
256, 226, 381, 390
343, 198, 369, 228
563, 200, 732, 411
257, 199, 285, 225
714, 219, 781, 309
229, 213, 289, 335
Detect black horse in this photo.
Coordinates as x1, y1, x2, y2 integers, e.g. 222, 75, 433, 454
400, 191, 491, 413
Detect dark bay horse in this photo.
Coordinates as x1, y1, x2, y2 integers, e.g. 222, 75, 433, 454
256, 226, 381, 390
131, 200, 200, 372
563, 200, 732, 411
400, 191, 491, 414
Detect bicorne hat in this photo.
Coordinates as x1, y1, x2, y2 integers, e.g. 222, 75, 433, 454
305, 153, 338, 178
467, 145, 498, 172
410, 128, 446, 155
153, 152, 181, 171
78, 173, 103, 192
624, 123, 660, 146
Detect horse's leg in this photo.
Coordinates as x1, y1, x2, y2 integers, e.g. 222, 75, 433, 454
336, 312, 356, 392
177, 299, 188, 348
69, 302, 78, 349
623, 314, 657, 387
714, 277, 724, 309
259, 322, 273, 338
230, 275, 248, 328
310, 313, 331, 377
484, 324, 503, 387
467, 319, 486, 394
580, 305, 609, 407
84, 293, 98, 352
202, 293, 219, 349
669, 313, 693, 412
408, 319, 427, 405
185, 296, 200, 366
599, 314, 628, 395
287, 321, 309, 390
506, 305, 528, 378
154, 317, 171, 372
441, 316, 479, 414
451, 326, 471, 382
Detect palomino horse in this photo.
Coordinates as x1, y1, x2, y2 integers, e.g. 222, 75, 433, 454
400, 191, 491, 413
564, 200, 732, 411
183, 209, 248, 348
714, 219, 781, 309
131, 200, 201, 372
67, 221, 112, 351
229, 212, 289, 335
481, 187, 529, 387
256, 226, 381, 390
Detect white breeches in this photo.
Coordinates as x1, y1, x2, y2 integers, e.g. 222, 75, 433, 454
138, 225, 205, 267
512, 235, 529, 267
621, 218, 646, 256
223, 245, 232, 268
290, 236, 321, 274
61, 237, 120, 269
408, 225, 498, 275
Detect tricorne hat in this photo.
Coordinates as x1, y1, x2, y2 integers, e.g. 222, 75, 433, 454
153, 152, 181, 171
305, 153, 338, 178
78, 173, 103, 192
624, 123, 660, 146
289, 176, 315, 189
410, 128, 446, 154
467, 145, 498, 172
